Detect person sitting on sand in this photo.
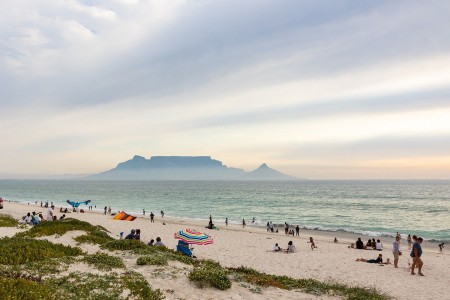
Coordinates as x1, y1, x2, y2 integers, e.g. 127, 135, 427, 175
308, 237, 317, 250
334, 237, 338, 243
274, 243, 282, 252
356, 254, 390, 264
376, 239, 383, 251
286, 241, 296, 253
135, 229, 141, 240
365, 239, 372, 249
59, 214, 66, 220
154, 237, 165, 247
356, 238, 364, 249
23, 212, 32, 225
125, 229, 136, 240
371, 238, 376, 250
148, 239, 154, 246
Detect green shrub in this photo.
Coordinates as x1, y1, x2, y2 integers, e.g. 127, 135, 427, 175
188, 260, 231, 290
133, 245, 197, 266
101, 239, 148, 251
229, 266, 389, 300
0, 276, 55, 300
122, 271, 165, 300
136, 255, 168, 266
0, 237, 83, 265
15, 218, 108, 238
0, 214, 19, 227
74, 229, 114, 245
83, 252, 125, 271
49, 272, 124, 299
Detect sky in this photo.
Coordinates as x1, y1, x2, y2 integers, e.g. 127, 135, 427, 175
1, 0, 450, 179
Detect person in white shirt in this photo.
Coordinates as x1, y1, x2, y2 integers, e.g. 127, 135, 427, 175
392, 236, 401, 268
376, 239, 383, 251
274, 243, 282, 252
47, 206, 54, 221
286, 241, 296, 253
24, 213, 32, 224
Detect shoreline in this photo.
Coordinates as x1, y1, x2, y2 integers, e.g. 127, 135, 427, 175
1, 201, 450, 300
6, 199, 448, 247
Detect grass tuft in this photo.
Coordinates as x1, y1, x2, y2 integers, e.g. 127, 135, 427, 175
15, 218, 109, 238
229, 266, 390, 300
0, 237, 83, 265
0, 214, 19, 227
122, 271, 165, 300
188, 260, 232, 290
83, 252, 125, 271
74, 229, 114, 245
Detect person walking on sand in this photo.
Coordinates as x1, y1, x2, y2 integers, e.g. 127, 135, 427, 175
108, 206, 112, 215
393, 235, 402, 268
161, 210, 164, 218
150, 212, 154, 222
410, 237, 424, 276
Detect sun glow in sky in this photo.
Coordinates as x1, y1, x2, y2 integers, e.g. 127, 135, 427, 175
1, 0, 450, 179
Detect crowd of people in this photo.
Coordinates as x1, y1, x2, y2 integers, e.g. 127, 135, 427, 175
20, 205, 67, 225
351, 233, 426, 276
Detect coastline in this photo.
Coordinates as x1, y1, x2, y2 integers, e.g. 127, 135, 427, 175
2, 201, 449, 299
7, 199, 447, 247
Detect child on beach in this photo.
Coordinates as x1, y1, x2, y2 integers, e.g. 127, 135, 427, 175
308, 237, 317, 250
274, 243, 282, 252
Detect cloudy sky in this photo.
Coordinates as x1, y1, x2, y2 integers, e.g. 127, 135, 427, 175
1, 0, 450, 179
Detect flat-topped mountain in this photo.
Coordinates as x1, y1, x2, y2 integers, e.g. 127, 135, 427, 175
88, 156, 297, 180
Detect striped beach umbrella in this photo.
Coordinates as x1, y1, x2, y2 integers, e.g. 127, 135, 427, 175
174, 229, 214, 245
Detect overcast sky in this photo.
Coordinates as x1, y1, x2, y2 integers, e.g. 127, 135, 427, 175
1, 0, 450, 179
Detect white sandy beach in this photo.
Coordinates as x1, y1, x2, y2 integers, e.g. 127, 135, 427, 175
1, 201, 449, 300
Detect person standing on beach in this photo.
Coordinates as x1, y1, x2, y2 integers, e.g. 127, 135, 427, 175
143, 209, 145, 216
225, 217, 228, 226
407, 234, 412, 250
242, 219, 246, 228
161, 210, 164, 218
104, 206, 107, 215
47, 205, 53, 221
150, 212, 154, 222
295, 225, 300, 236
410, 237, 424, 276
393, 235, 401, 268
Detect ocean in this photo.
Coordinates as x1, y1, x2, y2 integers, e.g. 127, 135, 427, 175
1, 180, 449, 242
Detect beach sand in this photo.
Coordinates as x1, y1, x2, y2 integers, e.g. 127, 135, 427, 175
1, 201, 449, 300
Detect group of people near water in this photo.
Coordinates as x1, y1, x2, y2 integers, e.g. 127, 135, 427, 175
353, 233, 426, 276
20, 205, 66, 225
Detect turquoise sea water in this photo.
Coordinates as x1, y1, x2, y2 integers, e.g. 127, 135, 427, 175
1, 180, 449, 242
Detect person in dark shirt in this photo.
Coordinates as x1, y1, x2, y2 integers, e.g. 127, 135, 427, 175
125, 229, 136, 240
410, 237, 424, 276
356, 254, 390, 264
356, 238, 364, 249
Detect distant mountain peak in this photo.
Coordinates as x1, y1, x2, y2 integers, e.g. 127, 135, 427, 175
89, 155, 298, 180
